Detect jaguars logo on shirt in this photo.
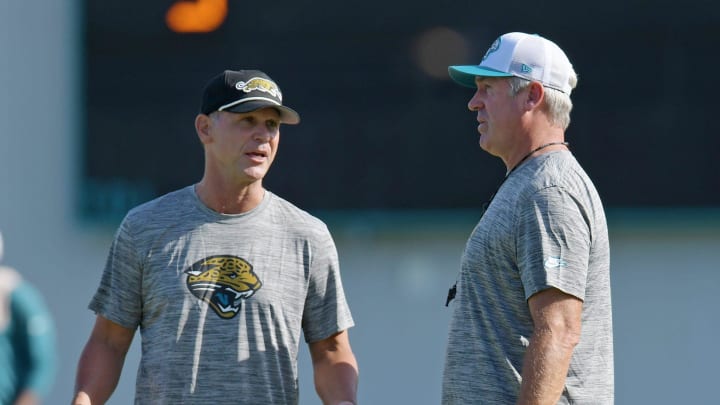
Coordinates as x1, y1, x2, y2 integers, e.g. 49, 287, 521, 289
185, 255, 262, 319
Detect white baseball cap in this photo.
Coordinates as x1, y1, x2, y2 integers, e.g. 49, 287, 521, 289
448, 32, 576, 95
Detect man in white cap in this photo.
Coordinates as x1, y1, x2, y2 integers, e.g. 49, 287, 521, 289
442, 33, 613, 404
72, 70, 358, 405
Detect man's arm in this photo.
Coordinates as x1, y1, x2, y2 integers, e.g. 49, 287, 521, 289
517, 287, 582, 405
308, 330, 359, 405
11, 282, 56, 404
72, 315, 135, 405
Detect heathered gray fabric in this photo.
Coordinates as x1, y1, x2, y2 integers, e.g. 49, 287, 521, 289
89, 186, 354, 404
442, 151, 613, 404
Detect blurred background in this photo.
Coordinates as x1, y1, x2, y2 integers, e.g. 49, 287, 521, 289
1, 0, 719, 403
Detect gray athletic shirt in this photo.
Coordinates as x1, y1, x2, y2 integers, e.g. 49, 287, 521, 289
89, 186, 354, 404
442, 151, 613, 404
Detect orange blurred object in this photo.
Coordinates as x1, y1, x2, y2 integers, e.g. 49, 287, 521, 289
166, 0, 228, 33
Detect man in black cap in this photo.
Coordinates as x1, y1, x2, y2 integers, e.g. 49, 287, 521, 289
72, 70, 358, 405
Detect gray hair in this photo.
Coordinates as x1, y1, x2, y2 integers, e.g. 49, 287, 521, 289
508, 76, 576, 130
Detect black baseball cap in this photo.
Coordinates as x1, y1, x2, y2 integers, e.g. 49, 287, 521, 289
200, 69, 300, 124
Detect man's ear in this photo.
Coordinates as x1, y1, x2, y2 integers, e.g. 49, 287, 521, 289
195, 113, 212, 144
526, 81, 545, 110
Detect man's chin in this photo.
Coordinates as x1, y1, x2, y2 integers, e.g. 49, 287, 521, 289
242, 167, 269, 182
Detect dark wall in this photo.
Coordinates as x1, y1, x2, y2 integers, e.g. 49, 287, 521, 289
81, 0, 719, 220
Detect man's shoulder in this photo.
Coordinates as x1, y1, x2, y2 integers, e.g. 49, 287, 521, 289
267, 192, 329, 232
118, 186, 196, 235
519, 151, 592, 190
126, 186, 194, 218
534, 150, 581, 175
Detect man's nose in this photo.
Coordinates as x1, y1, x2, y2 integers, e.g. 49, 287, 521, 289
468, 91, 483, 111
253, 127, 275, 141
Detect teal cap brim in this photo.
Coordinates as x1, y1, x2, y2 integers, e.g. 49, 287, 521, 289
448, 65, 513, 88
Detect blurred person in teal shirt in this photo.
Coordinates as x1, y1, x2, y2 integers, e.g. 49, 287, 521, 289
0, 230, 56, 404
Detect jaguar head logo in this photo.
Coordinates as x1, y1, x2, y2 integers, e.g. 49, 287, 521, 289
235, 77, 282, 100
185, 255, 262, 319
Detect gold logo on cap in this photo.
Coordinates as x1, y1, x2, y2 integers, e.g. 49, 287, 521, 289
235, 77, 282, 101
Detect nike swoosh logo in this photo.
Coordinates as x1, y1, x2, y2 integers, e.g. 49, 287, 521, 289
544, 257, 567, 269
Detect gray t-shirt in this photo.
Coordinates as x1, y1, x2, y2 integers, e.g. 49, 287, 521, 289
442, 151, 613, 404
89, 186, 354, 404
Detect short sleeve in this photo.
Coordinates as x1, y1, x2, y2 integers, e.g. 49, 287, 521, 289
516, 186, 591, 301
301, 225, 354, 343
88, 216, 143, 330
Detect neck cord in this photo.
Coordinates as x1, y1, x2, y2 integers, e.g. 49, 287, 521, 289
483, 141, 569, 213
444, 141, 569, 307
506, 141, 570, 177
